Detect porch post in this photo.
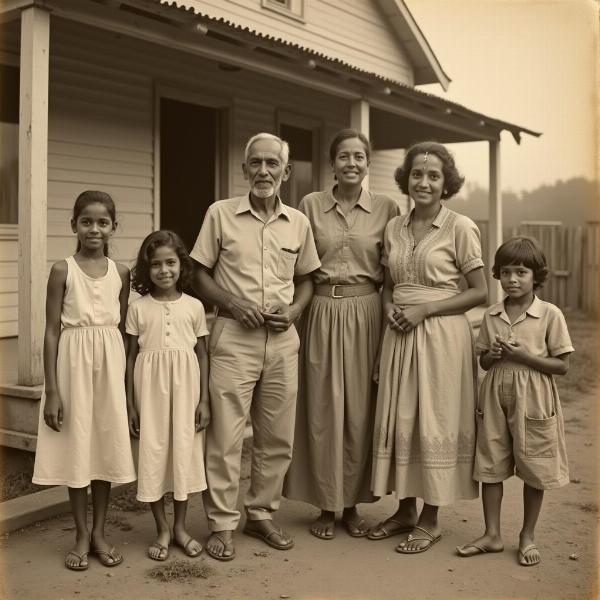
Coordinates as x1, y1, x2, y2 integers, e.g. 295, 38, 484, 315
350, 99, 369, 190
488, 139, 502, 304
18, 6, 50, 386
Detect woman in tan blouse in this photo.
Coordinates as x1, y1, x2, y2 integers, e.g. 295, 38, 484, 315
283, 129, 400, 539
369, 141, 488, 554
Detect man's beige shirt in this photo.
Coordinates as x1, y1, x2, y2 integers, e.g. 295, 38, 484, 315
191, 195, 320, 310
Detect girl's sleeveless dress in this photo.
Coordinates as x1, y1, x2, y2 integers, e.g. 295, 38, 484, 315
126, 293, 208, 502
33, 256, 136, 487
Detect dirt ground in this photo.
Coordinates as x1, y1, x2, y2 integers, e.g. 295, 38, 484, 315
0, 380, 597, 600
1, 310, 598, 600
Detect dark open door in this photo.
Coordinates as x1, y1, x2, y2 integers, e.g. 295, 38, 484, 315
160, 97, 218, 252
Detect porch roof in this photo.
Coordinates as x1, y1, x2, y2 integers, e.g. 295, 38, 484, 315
155, 0, 540, 146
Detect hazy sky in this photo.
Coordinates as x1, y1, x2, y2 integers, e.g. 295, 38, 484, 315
405, 0, 598, 193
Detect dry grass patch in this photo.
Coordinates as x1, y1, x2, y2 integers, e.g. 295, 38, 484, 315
148, 559, 215, 583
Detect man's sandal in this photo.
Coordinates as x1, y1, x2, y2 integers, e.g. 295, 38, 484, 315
205, 533, 235, 562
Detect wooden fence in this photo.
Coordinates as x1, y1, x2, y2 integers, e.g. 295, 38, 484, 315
475, 220, 599, 313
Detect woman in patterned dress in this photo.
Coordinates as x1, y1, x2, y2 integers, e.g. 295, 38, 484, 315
368, 142, 488, 554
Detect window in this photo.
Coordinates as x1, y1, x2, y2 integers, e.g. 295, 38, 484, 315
261, 0, 305, 22
0, 64, 19, 225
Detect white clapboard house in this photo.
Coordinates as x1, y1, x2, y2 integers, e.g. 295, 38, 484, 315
0, 0, 538, 450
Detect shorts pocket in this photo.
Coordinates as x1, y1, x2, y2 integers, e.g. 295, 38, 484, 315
525, 413, 557, 457
276, 249, 296, 281
208, 318, 228, 355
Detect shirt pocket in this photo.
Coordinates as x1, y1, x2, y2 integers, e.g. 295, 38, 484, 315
525, 413, 557, 457
276, 249, 297, 281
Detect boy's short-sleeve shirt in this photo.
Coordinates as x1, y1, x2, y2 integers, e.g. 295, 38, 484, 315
190, 195, 320, 311
477, 295, 574, 358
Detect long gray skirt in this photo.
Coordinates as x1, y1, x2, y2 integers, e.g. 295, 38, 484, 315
283, 291, 381, 511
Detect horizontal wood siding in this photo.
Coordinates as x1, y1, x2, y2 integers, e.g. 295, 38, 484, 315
0, 16, 357, 336
370, 149, 410, 213
176, 0, 414, 84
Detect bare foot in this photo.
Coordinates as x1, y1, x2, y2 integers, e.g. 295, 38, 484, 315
148, 529, 170, 561
456, 534, 504, 557
310, 511, 335, 540
206, 530, 235, 561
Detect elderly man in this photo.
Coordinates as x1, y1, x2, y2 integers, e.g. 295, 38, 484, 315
191, 133, 320, 561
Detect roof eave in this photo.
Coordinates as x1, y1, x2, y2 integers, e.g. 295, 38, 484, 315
376, 0, 451, 90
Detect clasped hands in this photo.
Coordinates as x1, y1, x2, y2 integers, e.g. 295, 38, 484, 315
228, 298, 296, 332
385, 303, 429, 333
489, 334, 526, 361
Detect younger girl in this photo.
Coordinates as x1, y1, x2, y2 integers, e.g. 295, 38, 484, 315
457, 236, 573, 566
126, 230, 210, 561
33, 191, 136, 571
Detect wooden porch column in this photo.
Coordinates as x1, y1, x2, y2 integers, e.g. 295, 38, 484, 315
350, 99, 369, 190
488, 139, 502, 304
18, 6, 50, 386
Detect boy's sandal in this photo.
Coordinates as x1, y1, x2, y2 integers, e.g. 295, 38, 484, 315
65, 550, 89, 571
456, 543, 504, 557
395, 525, 441, 554
175, 537, 202, 558
518, 544, 541, 566
147, 542, 169, 561
90, 546, 123, 567
205, 533, 235, 562
367, 518, 415, 540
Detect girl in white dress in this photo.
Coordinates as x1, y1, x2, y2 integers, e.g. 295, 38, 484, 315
33, 191, 136, 571
126, 230, 210, 561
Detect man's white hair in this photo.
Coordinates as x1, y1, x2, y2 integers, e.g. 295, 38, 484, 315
244, 133, 290, 166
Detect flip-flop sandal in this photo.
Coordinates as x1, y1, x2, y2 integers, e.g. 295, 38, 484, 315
65, 550, 89, 571
90, 546, 123, 567
176, 537, 202, 558
367, 518, 415, 540
309, 519, 335, 540
243, 524, 294, 550
205, 533, 235, 562
147, 542, 169, 561
456, 543, 504, 557
342, 518, 369, 538
518, 544, 540, 566
395, 525, 441, 554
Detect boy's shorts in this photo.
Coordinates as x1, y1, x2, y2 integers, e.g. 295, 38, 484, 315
473, 365, 569, 490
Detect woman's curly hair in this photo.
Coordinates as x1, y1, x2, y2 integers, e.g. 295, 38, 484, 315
131, 230, 193, 295
394, 141, 464, 200
492, 236, 549, 290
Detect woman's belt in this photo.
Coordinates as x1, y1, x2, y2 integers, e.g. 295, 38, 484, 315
314, 282, 377, 298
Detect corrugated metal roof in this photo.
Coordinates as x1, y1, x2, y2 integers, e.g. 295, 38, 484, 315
154, 0, 539, 143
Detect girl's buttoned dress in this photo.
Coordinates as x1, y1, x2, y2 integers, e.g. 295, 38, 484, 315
473, 297, 573, 490
126, 293, 208, 502
372, 207, 482, 505
33, 256, 136, 488
284, 188, 400, 511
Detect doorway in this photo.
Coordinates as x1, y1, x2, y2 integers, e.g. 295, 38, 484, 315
159, 97, 219, 252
